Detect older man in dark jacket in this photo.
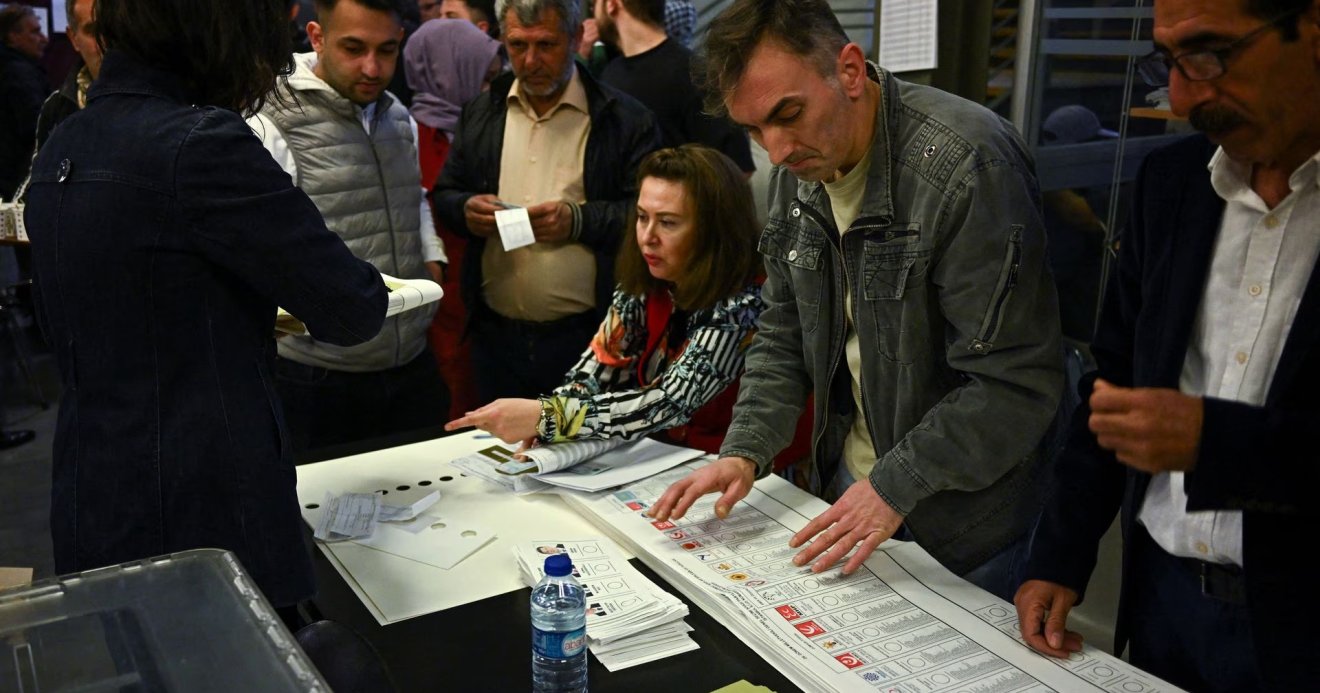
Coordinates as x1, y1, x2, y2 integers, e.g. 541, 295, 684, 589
432, 0, 660, 402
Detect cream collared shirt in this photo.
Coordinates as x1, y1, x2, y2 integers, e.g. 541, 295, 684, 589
1138, 146, 1320, 567
482, 66, 595, 321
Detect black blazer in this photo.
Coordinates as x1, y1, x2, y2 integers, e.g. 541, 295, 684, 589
24, 52, 387, 607
1025, 135, 1320, 689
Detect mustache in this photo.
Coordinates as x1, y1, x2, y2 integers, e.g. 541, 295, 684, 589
1188, 105, 1247, 134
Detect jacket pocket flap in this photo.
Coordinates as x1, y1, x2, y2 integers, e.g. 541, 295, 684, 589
758, 218, 824, 270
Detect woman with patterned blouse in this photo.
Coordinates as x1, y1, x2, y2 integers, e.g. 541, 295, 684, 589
446, 145, 763, 454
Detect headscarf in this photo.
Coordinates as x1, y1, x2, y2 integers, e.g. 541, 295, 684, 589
405, 19, 502, 137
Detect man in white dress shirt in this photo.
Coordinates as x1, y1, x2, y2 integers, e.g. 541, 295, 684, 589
1014, 0, 1320, 690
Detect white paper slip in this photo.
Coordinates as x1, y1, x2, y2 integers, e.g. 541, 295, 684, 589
378, 489, 441, 523
496, 206, 535, 250
314, 492, 380, 541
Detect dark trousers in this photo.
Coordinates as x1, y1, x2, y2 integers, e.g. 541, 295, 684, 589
1127, 525, 1262, 692
275, 347, 450, 455
469, 308, 598, 402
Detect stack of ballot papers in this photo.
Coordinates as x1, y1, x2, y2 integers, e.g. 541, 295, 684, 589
514, 539, 699, 671
452, 437, 705, 494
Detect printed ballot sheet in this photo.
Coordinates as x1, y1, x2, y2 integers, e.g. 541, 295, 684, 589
563, 464, 1184, 693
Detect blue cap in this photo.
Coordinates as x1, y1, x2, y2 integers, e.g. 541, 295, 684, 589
544, 553, 572, 577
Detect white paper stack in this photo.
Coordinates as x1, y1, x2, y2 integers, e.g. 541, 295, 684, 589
514, 538, 698, 671
451, 438, 705, 495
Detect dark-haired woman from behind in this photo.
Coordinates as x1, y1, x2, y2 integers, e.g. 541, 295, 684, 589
22, 0, 387, 608
447, 145, 811, 462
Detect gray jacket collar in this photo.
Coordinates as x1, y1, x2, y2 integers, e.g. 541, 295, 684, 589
796, 61, 898, 229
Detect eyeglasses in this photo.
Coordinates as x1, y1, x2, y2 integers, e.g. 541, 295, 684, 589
1136, 12, 1298, 87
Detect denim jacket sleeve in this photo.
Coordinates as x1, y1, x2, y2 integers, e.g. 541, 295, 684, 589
868, 151, 1064, 515
177, 108, 387, 345
720, 187, 816, 473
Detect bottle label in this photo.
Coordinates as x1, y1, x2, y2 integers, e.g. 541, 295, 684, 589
532, 626, 586, 658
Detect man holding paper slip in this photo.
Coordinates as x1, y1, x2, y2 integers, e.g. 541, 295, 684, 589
432, 0, 661, 402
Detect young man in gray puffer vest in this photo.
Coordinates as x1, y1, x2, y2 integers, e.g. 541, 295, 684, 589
249, 0, 449, 454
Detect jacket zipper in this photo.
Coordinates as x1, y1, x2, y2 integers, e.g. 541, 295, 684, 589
979, 228, 1022, 346
365, 107, 404, 364
796, 201, 849, 486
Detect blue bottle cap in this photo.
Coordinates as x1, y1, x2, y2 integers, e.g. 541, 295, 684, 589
544, 553, 572, 576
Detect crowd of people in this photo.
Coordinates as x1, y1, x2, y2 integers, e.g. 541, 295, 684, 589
3, 0, 1319, 689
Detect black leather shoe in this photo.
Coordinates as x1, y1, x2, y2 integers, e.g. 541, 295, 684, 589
0, 430, 36, 450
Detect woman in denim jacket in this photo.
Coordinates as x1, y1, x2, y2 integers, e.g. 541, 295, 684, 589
22, 0, 388, 609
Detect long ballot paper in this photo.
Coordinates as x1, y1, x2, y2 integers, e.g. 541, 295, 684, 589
277, 273, 443, 336
562, 463, 1185, 693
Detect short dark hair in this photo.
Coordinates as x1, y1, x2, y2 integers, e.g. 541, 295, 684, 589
696, 0, 848, 116
0, 3, 36, 41
467, 0, 497, 32
1245, 0, 1314, 40
616, 145, 762, 311
96, 0, 293, 117
498, 0, 580, 39
314, 0, 403, 19
620, 0, 664, 28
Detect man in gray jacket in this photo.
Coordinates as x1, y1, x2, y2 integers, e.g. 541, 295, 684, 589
649, 0, 1063, 601
250, 0, 448, 453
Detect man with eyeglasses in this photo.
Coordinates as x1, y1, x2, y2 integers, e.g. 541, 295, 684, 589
1014, 0, 1320, 690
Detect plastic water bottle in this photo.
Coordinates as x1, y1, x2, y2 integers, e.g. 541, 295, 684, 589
530, 553, 588, 692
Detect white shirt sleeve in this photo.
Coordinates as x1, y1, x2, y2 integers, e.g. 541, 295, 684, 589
246, 112, 298, 181
410, 116, 447, 265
